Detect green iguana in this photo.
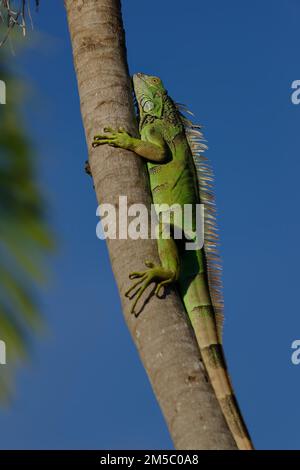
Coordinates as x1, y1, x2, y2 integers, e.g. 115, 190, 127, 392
92, 73, 253, 450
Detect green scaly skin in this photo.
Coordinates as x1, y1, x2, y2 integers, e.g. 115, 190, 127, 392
92, 73, 253, 450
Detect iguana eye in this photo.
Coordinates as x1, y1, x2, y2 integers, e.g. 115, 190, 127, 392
151, 77, 160, 84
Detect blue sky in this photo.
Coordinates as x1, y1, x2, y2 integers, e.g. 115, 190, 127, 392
0, 0, 299, 450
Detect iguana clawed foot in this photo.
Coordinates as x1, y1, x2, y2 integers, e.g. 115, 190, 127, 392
85, 160, 92, 176
92, 127, 132, 149
125, 261, 175, 315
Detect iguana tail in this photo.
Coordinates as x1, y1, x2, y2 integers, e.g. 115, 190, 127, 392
179, 269, 253, 450
176, 104, 254, 450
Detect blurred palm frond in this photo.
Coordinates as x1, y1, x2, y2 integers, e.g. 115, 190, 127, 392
0, 1, 39, 47
0, 49, 53, 400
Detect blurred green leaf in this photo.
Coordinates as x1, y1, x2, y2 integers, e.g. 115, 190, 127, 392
0, 41, 53, 401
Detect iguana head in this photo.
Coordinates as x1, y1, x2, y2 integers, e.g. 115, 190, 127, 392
132, 73, 166, 119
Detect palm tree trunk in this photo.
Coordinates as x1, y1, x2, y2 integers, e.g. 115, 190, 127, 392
65, 0, 237, 450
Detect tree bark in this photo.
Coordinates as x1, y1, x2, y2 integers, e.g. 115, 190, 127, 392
65, 0, 237, 450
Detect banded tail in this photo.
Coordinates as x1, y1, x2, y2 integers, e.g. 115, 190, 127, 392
176, 104, 254, 450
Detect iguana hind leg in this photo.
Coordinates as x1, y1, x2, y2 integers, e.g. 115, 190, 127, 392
125, 223, 180, 315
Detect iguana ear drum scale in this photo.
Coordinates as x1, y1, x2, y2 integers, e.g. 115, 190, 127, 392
92, 73, 253, 450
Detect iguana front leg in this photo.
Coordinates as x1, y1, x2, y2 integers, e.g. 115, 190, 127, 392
92, 127, 169, 162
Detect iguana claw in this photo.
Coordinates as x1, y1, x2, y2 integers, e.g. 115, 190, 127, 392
92, 127, 132, 149
125, 261, 174, 315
